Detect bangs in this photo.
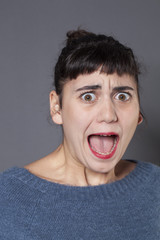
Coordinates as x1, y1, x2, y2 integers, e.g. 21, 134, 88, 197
54, 32, 141, 99
64, 43, 139, 80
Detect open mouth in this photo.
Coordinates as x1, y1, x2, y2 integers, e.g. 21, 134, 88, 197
88, 133, 119, 159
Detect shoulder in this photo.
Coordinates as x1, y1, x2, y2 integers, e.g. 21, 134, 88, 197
135, 159, 160, 176
142, 160, 160, 177
0, 167, 44, 222
147, 161, 160, 183
128, 159, 160, 174
0, 167, 45, 238
0, 167, 17, 190
135, 160, 160, 191
0, 167, 44, 203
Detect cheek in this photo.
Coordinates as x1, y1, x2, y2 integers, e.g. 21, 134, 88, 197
62, 104, 89, 135
121, 111, 139, 137
118, 103, 139, 127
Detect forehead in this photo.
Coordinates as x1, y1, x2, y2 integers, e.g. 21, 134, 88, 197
64, 71, 137, 92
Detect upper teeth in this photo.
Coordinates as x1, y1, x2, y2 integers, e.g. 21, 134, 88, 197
100, 134, 113, 137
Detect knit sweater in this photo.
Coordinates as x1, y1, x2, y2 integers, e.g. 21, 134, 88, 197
0, 160, 160, 240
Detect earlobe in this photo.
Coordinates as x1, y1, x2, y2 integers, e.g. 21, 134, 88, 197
49, 90, 63, 125
138, 113, 143, 125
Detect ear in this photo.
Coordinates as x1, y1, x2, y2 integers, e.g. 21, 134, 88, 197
138, 112, 143, 125
49, 90, 63, 125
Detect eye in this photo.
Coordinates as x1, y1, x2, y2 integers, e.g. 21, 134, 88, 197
115, 92, 130, 101
81, 92, 96, 102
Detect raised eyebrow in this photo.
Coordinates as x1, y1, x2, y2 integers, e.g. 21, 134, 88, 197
112, 86, 134, 92
75, 85, 102, 92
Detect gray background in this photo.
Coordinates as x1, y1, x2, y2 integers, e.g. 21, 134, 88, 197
0, 0, 160, 172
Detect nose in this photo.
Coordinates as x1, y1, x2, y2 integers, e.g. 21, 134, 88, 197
96, 98, 118, 123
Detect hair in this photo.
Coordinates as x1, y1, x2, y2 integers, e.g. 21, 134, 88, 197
54, 29, 141, 108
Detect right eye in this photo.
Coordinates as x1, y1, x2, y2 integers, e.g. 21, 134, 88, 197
81, 92, 96, 102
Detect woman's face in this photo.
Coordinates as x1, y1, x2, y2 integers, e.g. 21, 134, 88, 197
56, 71, 141, 173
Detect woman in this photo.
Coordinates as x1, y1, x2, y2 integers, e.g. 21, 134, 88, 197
0, 29, 160, 239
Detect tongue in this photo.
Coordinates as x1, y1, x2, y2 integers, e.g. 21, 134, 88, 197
89, 135, 115, 153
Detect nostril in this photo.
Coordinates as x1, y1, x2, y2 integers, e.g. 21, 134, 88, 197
97, 103, 118, 123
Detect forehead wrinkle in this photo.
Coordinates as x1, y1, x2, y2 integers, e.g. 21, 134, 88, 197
101, 73, 136, 87
98, 73, 112, 90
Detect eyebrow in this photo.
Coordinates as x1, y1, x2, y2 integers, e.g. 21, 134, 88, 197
75, 85, 102, 92
75, 85, 134, 92
112, 86, 134, 92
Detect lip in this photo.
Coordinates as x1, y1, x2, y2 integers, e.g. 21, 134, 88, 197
88, 132, 119, 160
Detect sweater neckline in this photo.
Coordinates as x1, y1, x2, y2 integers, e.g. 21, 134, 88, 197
8, 160, 152, 200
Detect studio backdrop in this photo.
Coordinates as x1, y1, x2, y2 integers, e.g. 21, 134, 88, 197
0, 0, 160, 171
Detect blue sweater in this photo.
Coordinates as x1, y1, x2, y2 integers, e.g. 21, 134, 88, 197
0, 160, 160, 240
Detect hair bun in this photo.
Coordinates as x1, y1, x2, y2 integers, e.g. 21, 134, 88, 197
66, 29, 91, 45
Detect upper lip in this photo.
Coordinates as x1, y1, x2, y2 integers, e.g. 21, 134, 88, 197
88, 132, 119, 137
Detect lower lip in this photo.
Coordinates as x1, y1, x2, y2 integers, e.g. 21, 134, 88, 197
88, 136, 119, 160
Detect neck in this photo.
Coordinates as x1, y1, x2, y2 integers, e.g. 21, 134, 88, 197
51, 144, 117, 186
84, 168, 117, 186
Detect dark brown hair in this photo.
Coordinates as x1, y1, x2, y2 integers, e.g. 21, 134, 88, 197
54, 29, 141, 108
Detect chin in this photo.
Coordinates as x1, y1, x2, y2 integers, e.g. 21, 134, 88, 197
87, 159, 118, 174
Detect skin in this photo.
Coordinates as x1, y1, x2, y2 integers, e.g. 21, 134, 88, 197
25, 71, 143, 186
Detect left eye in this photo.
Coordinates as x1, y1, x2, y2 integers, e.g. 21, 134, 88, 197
81, 93, 96, 102
115, 92, 130, 101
